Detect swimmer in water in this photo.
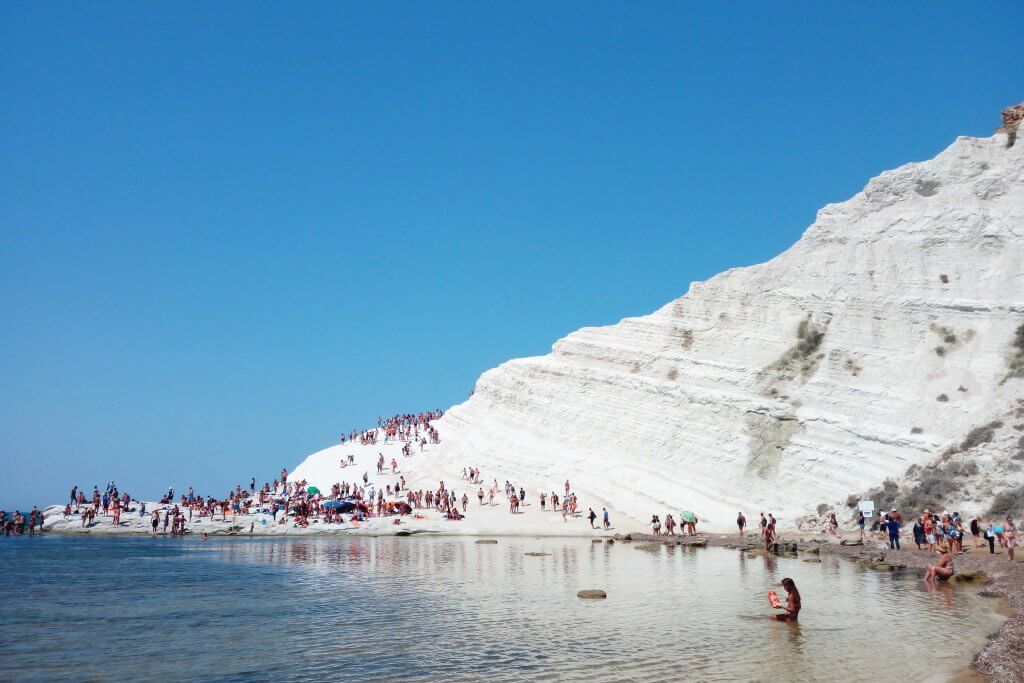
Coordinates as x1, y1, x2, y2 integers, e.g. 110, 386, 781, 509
773, 578, 801, 621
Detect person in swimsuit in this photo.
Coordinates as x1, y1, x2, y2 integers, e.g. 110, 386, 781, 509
1006, 518, 1018, 562
773, 578, 801, 621
924, 550, 955, 582
737, 512, 746, 538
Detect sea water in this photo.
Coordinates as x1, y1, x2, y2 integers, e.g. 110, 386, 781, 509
0, 535, 1005, 681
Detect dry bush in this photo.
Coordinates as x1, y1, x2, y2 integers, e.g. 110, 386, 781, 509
960, 421, 1004, 450
990, 486, 1024, 516
1007, 323, 1024, 380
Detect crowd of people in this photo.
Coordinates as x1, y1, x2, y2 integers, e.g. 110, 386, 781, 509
27, 409, 601, 536
0, 508, 43, 536
844, 507, 1020, 562
459, 473, 598, 525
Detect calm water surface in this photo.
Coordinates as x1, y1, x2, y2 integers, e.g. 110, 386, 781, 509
0, 535, 1005, 682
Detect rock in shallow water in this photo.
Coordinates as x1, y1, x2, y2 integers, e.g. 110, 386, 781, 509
577, 589, 607, 599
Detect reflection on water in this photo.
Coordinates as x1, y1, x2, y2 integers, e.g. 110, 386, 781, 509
0, 536, 1005, 681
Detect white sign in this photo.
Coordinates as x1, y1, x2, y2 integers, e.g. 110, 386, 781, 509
858, 500, 875, 517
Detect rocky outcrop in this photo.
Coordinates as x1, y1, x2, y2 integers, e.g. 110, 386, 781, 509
429, 116, 1024, 530
998, 100, 1024, 147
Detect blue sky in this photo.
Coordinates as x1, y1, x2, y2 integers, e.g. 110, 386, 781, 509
1, 3, 1019, 510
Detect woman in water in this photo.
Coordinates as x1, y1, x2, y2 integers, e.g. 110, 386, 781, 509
773, 578, 801, 621
924, 549, 955, 582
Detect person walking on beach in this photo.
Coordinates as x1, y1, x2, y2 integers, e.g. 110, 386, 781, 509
737, 512, 746, 538
651, 515, 661, 535
764, 516, 776, 551
665, 514, 676, 536
759, 513, 767, 540
984, 520, 996, 554
1006, 518, 1018, 562
857, 511, 866, 542
970, 517, 982, 548
602, 507, 610, 530
588, 508, 597, 528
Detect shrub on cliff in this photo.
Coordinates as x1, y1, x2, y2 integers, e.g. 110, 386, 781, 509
989, 486, 1024, 516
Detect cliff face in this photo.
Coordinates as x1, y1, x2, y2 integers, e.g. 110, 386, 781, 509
433, 129, 1024, 528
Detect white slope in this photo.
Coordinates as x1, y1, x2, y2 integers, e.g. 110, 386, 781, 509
292, 129, 1024, 534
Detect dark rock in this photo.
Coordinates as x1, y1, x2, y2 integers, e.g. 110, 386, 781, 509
577, 589, 607, 600
475, 539, 498, 544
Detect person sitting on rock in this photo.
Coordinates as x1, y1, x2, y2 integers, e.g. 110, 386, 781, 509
924, 549, 955, 582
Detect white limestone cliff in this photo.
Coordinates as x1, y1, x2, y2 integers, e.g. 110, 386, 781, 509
423, 128, 1024, 530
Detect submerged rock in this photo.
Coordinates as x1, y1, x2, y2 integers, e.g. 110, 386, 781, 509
633, 543, 662, 552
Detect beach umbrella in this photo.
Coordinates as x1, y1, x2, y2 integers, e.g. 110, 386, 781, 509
307, 486, 321, 495
679, 510, 697, 523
